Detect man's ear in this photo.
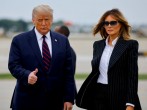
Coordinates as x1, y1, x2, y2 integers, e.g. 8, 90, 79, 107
32, 19, 35, 26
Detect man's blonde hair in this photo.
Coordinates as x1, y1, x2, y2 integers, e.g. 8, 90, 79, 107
32, 4, 53, 19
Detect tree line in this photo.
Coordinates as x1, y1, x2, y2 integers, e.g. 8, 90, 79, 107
0, 19, 28, 33
0, 19, 64, 37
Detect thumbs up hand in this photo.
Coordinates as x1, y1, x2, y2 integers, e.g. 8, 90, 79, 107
28, 68, 38, 85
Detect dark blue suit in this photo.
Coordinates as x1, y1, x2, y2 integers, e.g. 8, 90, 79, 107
8, 29, 75, 110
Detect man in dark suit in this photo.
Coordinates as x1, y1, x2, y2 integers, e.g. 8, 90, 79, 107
54, 25, 76, 74
55, 25, 77, 95
8, 4, 75, 110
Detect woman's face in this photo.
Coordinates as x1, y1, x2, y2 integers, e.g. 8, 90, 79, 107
104, 15, 121, 38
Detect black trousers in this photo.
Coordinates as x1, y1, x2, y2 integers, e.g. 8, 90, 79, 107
88, 83, 109, 110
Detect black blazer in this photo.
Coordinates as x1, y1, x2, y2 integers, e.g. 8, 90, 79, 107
8, 29, 75, 109
76, 37, 142, 110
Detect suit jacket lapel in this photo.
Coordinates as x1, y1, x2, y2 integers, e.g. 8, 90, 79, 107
49, 31, 59, 70
108, 37, 128, 69
97, 40, 105, 66
27, 29, 43, 66
92, 39, 105, 72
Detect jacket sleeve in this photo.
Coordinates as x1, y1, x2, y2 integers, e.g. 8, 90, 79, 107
8, 36, 31, 85
126, 40, 139, 105
63, 38, 75, 104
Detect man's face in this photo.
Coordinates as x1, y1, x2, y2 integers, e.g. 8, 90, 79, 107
32, 12, 53, 35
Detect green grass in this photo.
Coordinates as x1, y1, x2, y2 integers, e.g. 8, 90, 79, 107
138, 74, 147, 80
75, 74, 147, 80
0, 73, 14, 79
0, 73, 147, 80
75, 73, 88, 79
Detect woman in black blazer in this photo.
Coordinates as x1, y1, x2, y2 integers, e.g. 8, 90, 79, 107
76, 8, 142, 110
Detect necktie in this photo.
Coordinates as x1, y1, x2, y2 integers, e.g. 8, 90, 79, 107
42, 35, 51, 71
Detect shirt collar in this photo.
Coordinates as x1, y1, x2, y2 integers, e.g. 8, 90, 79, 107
34, 27, 50, 40
105, 36, 119, 46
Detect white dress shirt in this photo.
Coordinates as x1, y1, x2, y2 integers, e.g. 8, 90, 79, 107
97, 37, 118, 84
34, 28, 52, 57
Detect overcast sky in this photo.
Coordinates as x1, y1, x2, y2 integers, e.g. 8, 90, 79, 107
0, 0, 147, 25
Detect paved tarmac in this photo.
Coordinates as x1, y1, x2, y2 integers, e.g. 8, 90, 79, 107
0, 79, 147, 110
1, 34, 147, 74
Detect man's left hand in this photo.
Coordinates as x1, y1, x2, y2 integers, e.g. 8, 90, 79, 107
126, 105, 134, 110
64, 102, 73, 110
